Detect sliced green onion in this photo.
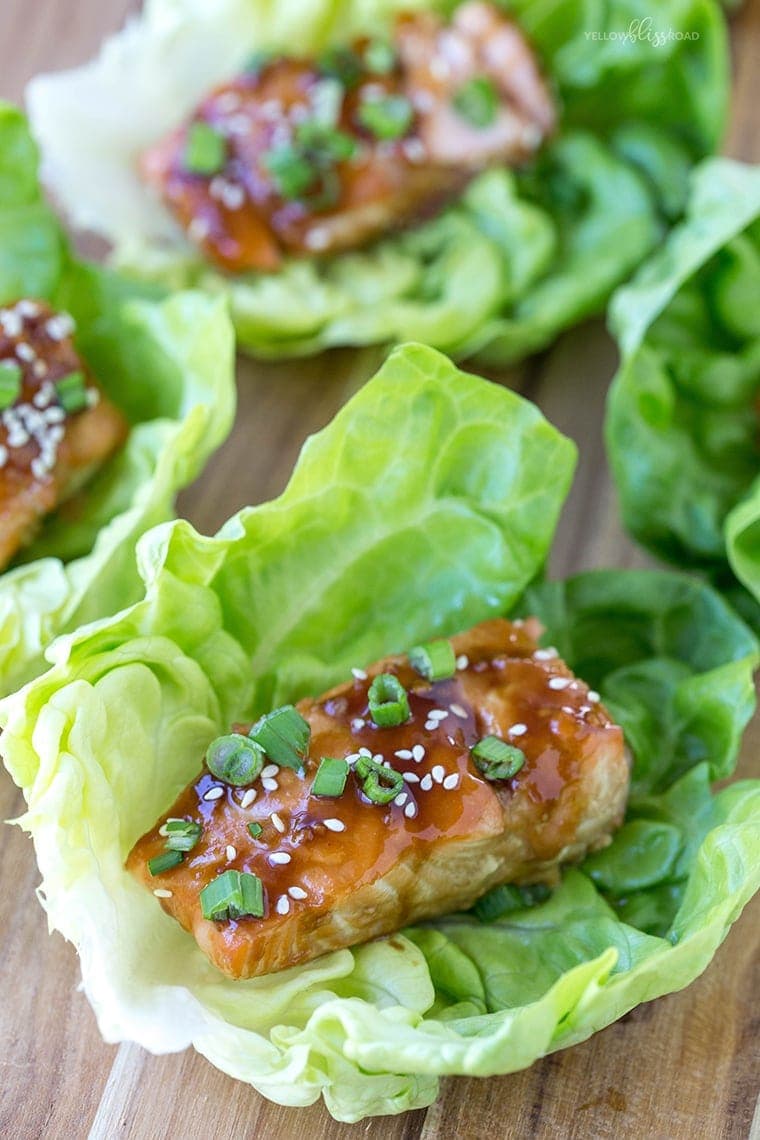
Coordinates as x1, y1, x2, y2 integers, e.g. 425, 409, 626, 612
184, 121, 227, 176
206, 733, 264, 785
231, 871, 265, 919
262, 143, 315, 200
250, 705, 310, 771
409, 639, 456, 682
452, 76, 499, 128
312, 757, 349, 798
471, 736, 526, 780
295, 119, 356, 163
358, 94, 413, 140
364, 38, 397, 75
200, 869, 264, 921
148, 850, 184, 876
0, 361, 21, 410
368, 673, 410, 727
164, 819, 202, 853
247, 821, 263, 839
318, 46, 363, 89
355, 755, 404, 805
55, 370, 88, 414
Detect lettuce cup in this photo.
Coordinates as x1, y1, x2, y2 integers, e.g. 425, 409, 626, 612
2, 344, 757, 1121
27, 0, 728, 362
0, 104, 236, 694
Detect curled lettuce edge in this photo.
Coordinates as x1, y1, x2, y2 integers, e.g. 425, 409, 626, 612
0, 102, 237, 693
1, 344, 757, 1122
605, 157, 760, 610
26, 0, 728, 361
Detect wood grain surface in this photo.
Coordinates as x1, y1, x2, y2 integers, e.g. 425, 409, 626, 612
1, 3, 759, 1138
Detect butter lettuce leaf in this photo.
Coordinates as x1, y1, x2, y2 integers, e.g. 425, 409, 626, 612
0, 103, 236, 692
27, 0, 727, 361
605, 158, 760, 626
2, 345, 758, 1121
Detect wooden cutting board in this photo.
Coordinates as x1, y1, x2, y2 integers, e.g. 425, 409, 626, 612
0, 3, 758, 1136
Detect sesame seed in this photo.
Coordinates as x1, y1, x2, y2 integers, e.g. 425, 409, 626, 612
358, 747, 372, 758
226, 112, 251, 136
262, 777, 278, 792
0, 445, 7, 468
443, 773, 459, 791
403, 771, 420, 783
16, 343, 35, 362
226, 845, 237, 861
420, 773, 433, 791
45, 313, 74, 341
412, 744, 425, 763
33, 361, 47, 378
509, 723, 528, 737
456, 654, 469, 670
203, 786, 224, 801
271, 812, 286, 833
428, 709, 448, 721
404, 801, 418, 819
0, 310, 22, 337
402, 137, 426, 163
240, 788, 257, 808
31, 457, 50, 480
16, 300, 40, 318
450, 703, 468, 718
548, 677, 571, 691
535, 647, 559, 661
288, 886, 307, 900
276, 895, 290, 915
588, 690, 600, 703
153, 889, 173, 899
351, 718, 365, 731
269, 851, 291, 865
351, 667, 368, 680
323, 818, 345, 832
305, 226, 331, 251
395, 749, 413, 760
188, 217, 210, 242
216, 91, 242, 114
261, 764, 279, 779
431, 765, 445, 784
393, 791, 408, 807
86, 388, 100, 408
44, 405, 65, 423
424, 720, 437, 731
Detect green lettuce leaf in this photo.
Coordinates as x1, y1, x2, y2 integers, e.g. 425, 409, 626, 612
605, 158, 760, 626
27, 0, 727, 361
0, 103, 236, 692
2, 344, 757, 1122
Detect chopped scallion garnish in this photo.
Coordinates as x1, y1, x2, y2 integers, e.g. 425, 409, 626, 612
0, 361, 21, 410
55, 370, 88, 414
368, 673, 410, 727
200, 869, 264, 921
452, 76, 499, 128
364, 38, 397, 75
148, 849, 184, 876
295, 120, 356, 162
184, 121, 227, 176
318, 46, 364, 89
471, 736, 526, 780
409, 639, 456, 682
164, 819, 203, 853
262, 144, 316, 201
355, 754, 404, 804
206, 733, 265, 785
250, 705, 310, 771
247, 821, 263, 839
312, 757, 349, 797
358, 94, 413, 140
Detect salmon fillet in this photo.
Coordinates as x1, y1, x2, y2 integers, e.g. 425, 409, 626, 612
0, 299, 128, 569
128, 619, 629, 979
140, 1, 555, 272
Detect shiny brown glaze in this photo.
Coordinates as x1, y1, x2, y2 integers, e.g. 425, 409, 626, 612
140, 2, 555, 273
128, 619, 628, 979
0, 300, 128, 568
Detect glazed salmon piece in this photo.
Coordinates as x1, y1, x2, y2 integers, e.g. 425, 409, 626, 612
0, 299, 128, 569
139, 1, 555, 272
128, 619, 629, 980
